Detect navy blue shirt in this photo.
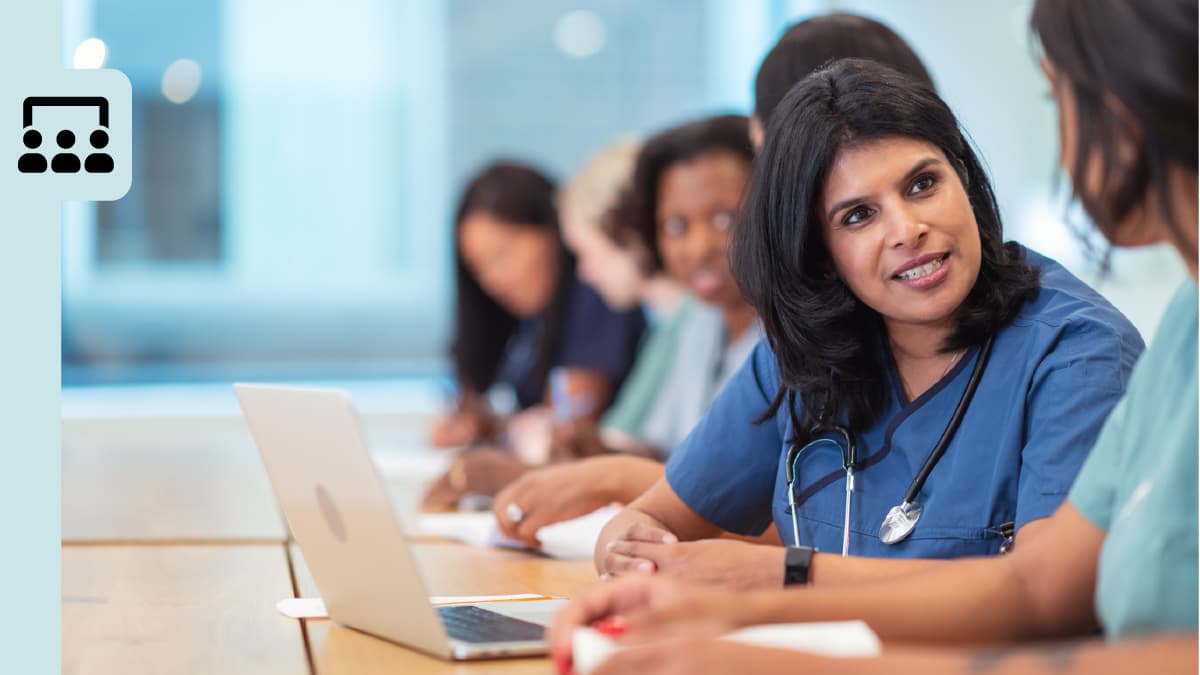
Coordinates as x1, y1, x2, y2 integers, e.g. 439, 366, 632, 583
665, 249, 1144, 558
502, 278, 645, 410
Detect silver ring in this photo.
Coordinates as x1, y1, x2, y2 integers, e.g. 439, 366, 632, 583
505, 502, 525, 524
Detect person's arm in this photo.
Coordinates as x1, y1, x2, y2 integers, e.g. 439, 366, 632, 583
587, 634, 1197, 675
803, 516, 1051, 586
493, 455, 664, 547
545, 367, 616, 460
429, 389, 495, 448
604, 516, 1053, 590
554, 501, 1104, 651
595, 340, 787, 574
593, 477, 725, 574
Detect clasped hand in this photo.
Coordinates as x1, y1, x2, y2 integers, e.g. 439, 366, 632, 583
601, 524, 786, 591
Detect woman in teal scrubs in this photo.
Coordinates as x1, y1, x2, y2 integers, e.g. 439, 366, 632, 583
592, 63, 1144, 588
552, 0, 1198, 670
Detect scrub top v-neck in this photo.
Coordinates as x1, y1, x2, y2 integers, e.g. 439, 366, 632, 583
665, 249, 1145, 558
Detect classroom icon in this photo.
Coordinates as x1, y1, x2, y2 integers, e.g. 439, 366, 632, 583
18, 96, 114, 174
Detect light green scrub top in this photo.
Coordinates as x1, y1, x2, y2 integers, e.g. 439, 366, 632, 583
1069, 281, 1198, 641
601, 296, 696, 440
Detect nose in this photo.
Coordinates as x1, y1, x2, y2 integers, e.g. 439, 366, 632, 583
884, 203, 929, 250
686, 218, 729, 264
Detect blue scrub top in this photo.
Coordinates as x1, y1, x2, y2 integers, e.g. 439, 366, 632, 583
501, 277, 646, 410
665, 249, 1144, 558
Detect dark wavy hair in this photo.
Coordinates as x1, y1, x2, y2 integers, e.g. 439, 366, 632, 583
605, 114, 754, 273
732, 59, 1041, 446
755, 13, 935, 127
451, 161, 574, 397
1031, 0, 1197, 249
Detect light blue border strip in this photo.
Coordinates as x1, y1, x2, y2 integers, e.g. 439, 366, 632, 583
0, 3, 62, 673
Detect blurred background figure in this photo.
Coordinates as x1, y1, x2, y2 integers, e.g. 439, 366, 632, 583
493, 114, 763, 547
422, 161, 645, 508
557, 137, 694, 458
432, 161, 644, 448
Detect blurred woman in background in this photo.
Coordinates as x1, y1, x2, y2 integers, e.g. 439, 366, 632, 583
424, 161, 645, 506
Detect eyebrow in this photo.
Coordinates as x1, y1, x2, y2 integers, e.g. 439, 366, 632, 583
825, 156, 945, 224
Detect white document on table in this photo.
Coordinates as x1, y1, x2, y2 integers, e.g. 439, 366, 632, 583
410, 505, 621, 560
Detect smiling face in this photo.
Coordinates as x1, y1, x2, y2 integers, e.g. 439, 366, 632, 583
819, 136, 982, 331
655, 151, 751, 309
458, 211, 559, 317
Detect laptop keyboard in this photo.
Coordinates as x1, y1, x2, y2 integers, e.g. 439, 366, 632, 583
437, 605, 546, 643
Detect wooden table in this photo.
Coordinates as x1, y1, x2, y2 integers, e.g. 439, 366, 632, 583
62, 417, 288, 543
62, 545, 309, 675
62, 413, 600, 673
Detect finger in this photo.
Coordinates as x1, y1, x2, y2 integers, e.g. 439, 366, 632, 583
604, 551, 657, 576
513, 514, 549, 549
622, 523, 679, 544
492, 483, 526, 537
607, 539, 666, 564
548, 576, 659, 661
421, 476, 461, 511
622, 616, 730, 645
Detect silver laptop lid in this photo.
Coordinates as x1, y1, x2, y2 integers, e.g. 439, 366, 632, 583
234, 383, 453, 659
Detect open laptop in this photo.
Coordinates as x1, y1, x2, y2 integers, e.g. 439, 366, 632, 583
234, 383, 565, 660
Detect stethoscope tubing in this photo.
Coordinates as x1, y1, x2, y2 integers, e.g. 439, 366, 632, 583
900, 334, 995, 505
784, 333, 995, 551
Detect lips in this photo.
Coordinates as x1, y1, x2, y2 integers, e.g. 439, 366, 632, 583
892, 252, 949, 281
690, 269, 726, 299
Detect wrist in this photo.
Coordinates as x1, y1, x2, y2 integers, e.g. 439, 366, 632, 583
783, 545, 817, 587
756, 545, 789, 590
738, 589, 787, 627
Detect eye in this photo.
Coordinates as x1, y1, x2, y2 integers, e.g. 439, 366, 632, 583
662, 216, 687, 237
908, 173, 937, 195
712, 210, 734, 232
842, 205, 875, 226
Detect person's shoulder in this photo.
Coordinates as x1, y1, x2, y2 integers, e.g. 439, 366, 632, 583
565, 276, 642, 324
1010, 246, 1143, 349
1140, 281, 1198, 365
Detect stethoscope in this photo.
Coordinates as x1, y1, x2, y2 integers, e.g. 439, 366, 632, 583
785, 334, 995, 555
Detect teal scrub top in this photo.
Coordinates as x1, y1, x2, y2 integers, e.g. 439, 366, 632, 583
1069, 281, 1199, 641
666, 248, 1145, 557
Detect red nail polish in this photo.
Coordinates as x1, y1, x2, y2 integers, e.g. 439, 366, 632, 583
553, 645, 573, 675
591, 617, 628, 637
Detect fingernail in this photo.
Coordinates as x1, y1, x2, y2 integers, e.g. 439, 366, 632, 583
599, 573, 611, 582
605, 541, 615, 551
639, 561, 654, 572
662, 534, 677, 544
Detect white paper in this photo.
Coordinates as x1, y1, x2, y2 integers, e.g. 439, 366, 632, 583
410, 505, 621, 560
724, 621, 881, 657
573, 621, 881, 674
276, 594, 556, 620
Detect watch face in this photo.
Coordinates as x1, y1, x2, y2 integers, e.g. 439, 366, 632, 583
784, 546, 815, 586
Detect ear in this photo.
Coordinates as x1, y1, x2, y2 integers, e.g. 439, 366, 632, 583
749, 116, 765, 152
1103, 92, 1144, 171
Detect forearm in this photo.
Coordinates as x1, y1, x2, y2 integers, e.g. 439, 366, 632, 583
739, 554, 1088, 644
809, 552, 956, 586
804, 635, 1197, 675
597, 456, 666, 504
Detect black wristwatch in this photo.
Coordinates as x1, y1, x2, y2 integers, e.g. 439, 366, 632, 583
783, 545, 817, 586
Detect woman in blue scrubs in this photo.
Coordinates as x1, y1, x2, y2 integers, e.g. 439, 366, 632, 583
553, 0, 1197, 671
592, 60, 1144, 589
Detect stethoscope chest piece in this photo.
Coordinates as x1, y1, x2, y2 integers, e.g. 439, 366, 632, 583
879, 500, 922, 544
